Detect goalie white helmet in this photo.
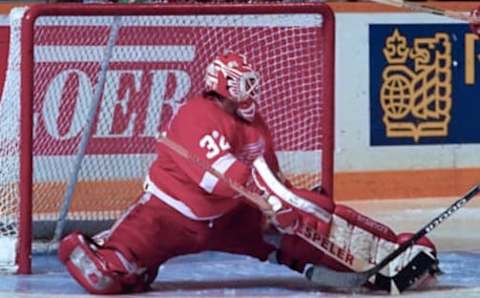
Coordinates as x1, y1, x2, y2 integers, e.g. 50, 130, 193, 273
205, 50, 260, 122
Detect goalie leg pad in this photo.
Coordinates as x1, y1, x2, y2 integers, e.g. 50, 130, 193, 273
275, 206, 440, 293
328, 204, 398, 269
58, 232, 124, 294
59, 232, 149, 294
334, 204, 397, 243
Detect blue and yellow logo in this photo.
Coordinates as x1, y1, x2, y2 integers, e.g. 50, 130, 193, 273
381, 29, 451, 142
370, 24, 480, 145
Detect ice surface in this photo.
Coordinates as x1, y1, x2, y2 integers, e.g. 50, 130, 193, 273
0, 250, 478, 298
1, 197, 479, 297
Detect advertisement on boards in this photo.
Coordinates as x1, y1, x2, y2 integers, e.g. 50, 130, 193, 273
370, 24, 479, 146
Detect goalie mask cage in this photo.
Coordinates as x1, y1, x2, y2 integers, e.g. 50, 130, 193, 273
0, 3, 334, 274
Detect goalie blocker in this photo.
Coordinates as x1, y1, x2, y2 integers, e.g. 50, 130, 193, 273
251, 156, 440, 292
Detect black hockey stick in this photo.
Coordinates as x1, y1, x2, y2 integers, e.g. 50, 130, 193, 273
306, 183, 480, 292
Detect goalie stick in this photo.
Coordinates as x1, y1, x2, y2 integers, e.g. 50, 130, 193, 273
158, 135, 479, 292
369, 0, 477, 22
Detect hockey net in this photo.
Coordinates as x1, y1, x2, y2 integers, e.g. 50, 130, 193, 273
0, 2, 334, 273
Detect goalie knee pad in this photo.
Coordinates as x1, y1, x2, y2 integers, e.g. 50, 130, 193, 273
59, 232, 150, 294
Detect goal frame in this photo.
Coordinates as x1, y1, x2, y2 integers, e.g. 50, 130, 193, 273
18, 2, 335, 274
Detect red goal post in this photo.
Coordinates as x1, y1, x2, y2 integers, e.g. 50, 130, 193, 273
0, 2, 334, 274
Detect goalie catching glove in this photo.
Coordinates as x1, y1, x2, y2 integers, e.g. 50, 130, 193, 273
251, 156, 334, 236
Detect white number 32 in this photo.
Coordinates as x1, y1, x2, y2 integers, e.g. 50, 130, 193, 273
199, 130, 231, 159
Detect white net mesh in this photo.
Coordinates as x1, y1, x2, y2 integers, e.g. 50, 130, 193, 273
0, 7, 26, 272
0, 4, 333, 272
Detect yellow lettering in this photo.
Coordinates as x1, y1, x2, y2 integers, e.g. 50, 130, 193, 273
465, 33, 479, 85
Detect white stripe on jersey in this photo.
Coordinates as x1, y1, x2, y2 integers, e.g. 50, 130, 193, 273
144, 175, 223, 221
199, 153, 237, 193
199, 172, 218, 193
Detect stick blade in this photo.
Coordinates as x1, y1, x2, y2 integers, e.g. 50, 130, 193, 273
305, 265, 369, 289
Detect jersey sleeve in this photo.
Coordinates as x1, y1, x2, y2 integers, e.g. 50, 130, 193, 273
162, 100, 250, 199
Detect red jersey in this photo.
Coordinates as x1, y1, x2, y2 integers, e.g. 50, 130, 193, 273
145, 95, 279, 220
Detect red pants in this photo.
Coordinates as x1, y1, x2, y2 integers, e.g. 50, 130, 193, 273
102, 192, 276, 270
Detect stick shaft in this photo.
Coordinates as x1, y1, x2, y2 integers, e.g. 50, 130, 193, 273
370, 0, 474, 22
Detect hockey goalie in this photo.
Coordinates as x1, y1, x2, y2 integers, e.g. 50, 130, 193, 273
58, 51, 440, 294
